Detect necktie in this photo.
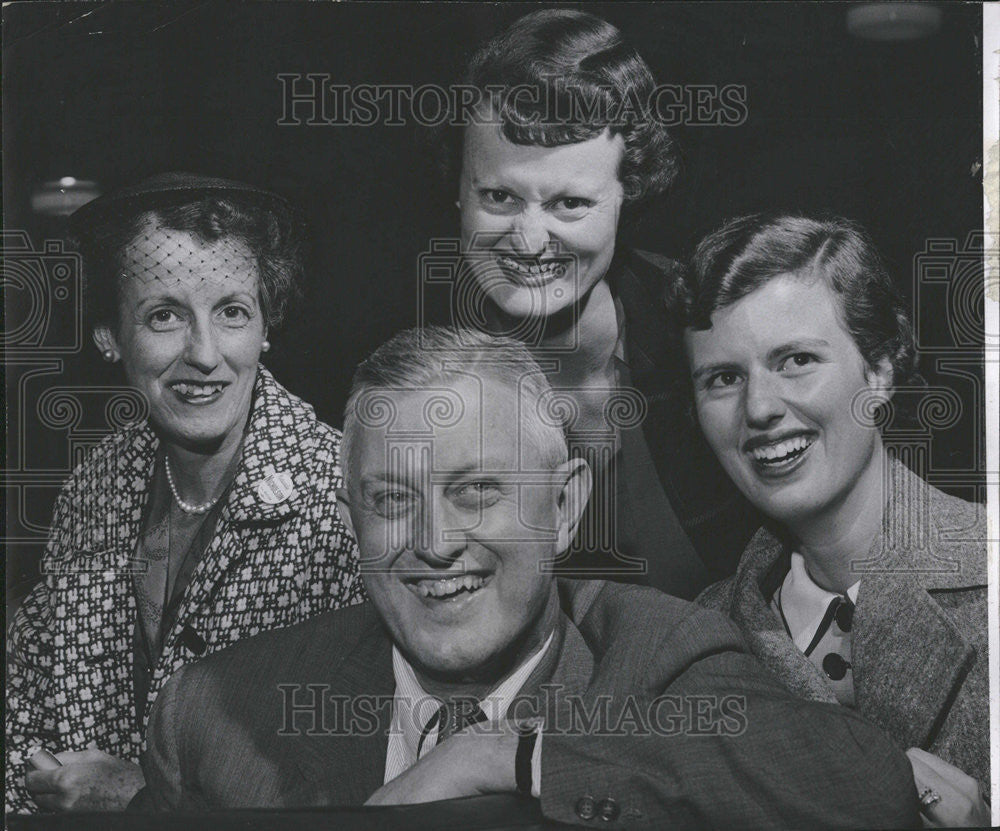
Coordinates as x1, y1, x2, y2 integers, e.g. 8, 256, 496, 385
417, 698, 488, 758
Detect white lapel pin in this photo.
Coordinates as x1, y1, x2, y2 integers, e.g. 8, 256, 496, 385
257, 471, 296, 505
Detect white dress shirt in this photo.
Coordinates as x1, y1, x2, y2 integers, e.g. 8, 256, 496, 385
771, 552, 860, 705
772, 552, 860, 652
383, 631, 553, 794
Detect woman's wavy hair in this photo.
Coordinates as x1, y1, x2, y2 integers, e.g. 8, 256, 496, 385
435, 9, 679, 210
76, 193, 304, 332
681, 214, 921, 392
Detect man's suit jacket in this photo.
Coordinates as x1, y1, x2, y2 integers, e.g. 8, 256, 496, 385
5, 367, 365, 814
698, 458, 989, 785
136, 580, 918, 830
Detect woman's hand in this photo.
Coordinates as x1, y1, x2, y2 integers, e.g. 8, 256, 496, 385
25, 746, 145, 812
906, 747, 990, 828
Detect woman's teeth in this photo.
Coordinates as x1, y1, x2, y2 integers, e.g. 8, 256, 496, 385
415, 574, 487, 599
171, 382, 225, 399
750, 435, 813, 463
496, 256, 566, 283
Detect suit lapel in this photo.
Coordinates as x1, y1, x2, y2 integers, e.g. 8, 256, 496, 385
511, 613, 594, 725
290, 614, 395, 805
729, 529, 839, 705
851, 459, 978, 748
853, 572, 974, 748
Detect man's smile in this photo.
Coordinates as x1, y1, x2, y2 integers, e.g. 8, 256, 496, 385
403, 573, 494, 604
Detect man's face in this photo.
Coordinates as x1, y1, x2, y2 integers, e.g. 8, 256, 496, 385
339, 375, 583, 681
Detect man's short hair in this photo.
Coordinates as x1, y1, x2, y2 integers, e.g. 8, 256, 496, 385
342, 327, 568, 479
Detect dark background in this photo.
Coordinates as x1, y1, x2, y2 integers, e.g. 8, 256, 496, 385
3, 2, 986, 601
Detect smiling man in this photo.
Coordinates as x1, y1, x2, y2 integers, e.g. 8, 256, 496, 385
134, 327, 919, 829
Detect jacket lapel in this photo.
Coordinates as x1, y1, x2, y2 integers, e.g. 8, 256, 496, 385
290, 613, 395, 805
853, 572, 974, 748
58, 422, 157, 747
165, 367, 313, 633
61, 424, 155, 660
608, 248, 687, 504
851, 459, 979, 748
732, 459, 982, 748
729, 529, 838, 705
511, 613, 594, 726
609, 249, 758, 578
76, 422, 158, 571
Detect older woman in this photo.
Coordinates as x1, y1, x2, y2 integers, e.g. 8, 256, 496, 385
686, 215, 989, 827
5, 172, 365, 813
439, 9, 757, 597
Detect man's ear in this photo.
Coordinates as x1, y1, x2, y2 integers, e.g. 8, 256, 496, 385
92, 326, 120, 361
554, 457, 592, 554
335, 487, 356, 540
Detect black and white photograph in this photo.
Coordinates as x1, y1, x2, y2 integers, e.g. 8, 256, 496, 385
4, 2, 997, 828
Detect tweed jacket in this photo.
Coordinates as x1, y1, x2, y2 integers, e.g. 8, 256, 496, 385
698, 458, 989, 785
135, 579, 918, 830
5, 366, 366, 814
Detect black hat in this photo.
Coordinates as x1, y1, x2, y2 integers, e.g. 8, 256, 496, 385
69, 171, 292, 234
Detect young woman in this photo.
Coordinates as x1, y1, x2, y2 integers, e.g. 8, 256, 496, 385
435, 9, 758, 596
686, 214, 989, 828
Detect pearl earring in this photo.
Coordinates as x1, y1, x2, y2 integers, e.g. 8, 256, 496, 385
261, 340, 271, 353
455, 201, 461, 210
102, 349, 115, 362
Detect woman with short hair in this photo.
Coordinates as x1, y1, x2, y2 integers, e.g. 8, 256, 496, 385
436, 9, 758, 597
6, 172, 365, 813
686, 214, 989, 827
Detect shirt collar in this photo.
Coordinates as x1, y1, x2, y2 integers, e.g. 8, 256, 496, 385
390, 630, 555, 764
776, 552, 860, 653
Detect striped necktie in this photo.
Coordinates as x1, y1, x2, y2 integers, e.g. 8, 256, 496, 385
417, 698, 488, 758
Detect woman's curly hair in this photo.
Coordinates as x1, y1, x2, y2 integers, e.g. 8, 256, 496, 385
434, 9, 679, 210
683, 213, 921, 391
76, 190, 304, 331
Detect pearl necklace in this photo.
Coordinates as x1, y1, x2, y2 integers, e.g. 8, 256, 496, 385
164, 455, 220, 514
